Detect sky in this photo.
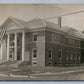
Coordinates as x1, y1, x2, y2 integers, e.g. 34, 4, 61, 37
1, 0, 84, 3
0, 82, 83, 84
1, 4, 84, 31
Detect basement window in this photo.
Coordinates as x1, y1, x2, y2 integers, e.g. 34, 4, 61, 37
48, 61, 52, 66
54, 62, 57, 65
32, 61, 37, 66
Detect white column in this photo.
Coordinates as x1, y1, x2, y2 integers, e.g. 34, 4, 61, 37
22, 32, 25, 61
15, 33, 17, 60
7, 34, 9, 61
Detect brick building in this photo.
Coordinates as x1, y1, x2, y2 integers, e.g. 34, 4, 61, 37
0, 16, 84, 67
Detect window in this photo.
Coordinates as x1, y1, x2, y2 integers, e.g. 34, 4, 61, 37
52, 34, 55, 42
78, 41, 80, 47
70, 52, 73, 60
32, 61, 37, 66
25, 32, 29, 42
10, 55, 12, 58
57, 35, 60, 43
52, 33, 61, 43
74, 52, 77, 60
48, 49, 52, 59
10, 34, 15, 41
9, 34, 15, 46
54, 62, 57, 65
65, 61, 69, 65
10, 42, 15, 46
76, 41, 80, 47
9, 48, 14, 58
32, 49, 37, 58
68, 39, 74, 45
58, 61, 62, 66
65, 51, 69, 60
77, 52, 80, 60
17, 33, 22, 46
48, 61, 52, 66
65, 38, 68, 45
33, 33, 37, 41
58, 49, 62, 59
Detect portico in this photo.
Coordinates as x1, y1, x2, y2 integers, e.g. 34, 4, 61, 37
7, 31, 25, 61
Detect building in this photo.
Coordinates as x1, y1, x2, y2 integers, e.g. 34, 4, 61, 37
0, 16, 84, 67
81, 31, 84, 64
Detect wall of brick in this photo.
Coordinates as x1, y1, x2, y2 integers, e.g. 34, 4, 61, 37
45, 30, 81, 67
24, 30, 45, 67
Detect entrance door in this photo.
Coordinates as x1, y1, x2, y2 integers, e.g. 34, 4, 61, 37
17, 50, 22, 60
17, 33, 22, 60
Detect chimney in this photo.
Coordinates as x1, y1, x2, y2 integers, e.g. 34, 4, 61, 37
57, 16, 61, 28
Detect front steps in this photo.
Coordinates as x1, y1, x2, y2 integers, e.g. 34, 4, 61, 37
0, 60, 17, 67
0, 61, 32, 75
19, 61, 31, 66
0, 60, 31, 68
9, 61, 23, 68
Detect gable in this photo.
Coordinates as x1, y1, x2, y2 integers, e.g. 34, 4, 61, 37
23, 18, 46, 29
2, 17, 24, 31
7, 21, 22, 30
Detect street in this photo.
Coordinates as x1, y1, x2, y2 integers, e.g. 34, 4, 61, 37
0, 70, 84, 80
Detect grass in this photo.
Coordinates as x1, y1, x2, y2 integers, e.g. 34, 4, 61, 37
0, 65, 84, 80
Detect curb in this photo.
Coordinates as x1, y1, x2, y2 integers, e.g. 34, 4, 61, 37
0, 69, 84, 78
31, 70, 84, 76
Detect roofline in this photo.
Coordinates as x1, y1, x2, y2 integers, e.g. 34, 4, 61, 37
0, 16, 84, 40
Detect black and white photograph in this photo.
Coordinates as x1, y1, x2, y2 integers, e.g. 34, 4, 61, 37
0, 4, 84, 80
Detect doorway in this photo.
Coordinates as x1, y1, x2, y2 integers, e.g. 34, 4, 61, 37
17, 33, 22, 60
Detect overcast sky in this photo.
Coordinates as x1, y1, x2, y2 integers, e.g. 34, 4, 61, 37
0, 4, 84, 31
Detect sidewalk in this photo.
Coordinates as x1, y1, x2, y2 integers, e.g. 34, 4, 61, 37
31, 69, 84, 76
0, 69, 83, 79
0, 65, 84, 76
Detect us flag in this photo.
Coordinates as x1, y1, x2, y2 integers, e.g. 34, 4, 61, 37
0, 23, 7, 45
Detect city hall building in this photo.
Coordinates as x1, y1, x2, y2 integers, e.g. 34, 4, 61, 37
0, 16, 84, 67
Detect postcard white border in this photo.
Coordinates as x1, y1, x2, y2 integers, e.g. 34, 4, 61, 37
0, 0, 84, 83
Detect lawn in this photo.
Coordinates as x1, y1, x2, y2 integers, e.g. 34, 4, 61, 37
0, 65, 84, 80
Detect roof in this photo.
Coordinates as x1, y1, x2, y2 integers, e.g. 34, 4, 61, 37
1, 16, 84, 40
62, 26, 84, 39
23, 18, 46, 29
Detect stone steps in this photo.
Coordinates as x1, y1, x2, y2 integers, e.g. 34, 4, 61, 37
0, 60, 17, 67
19, 61, 31, 66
